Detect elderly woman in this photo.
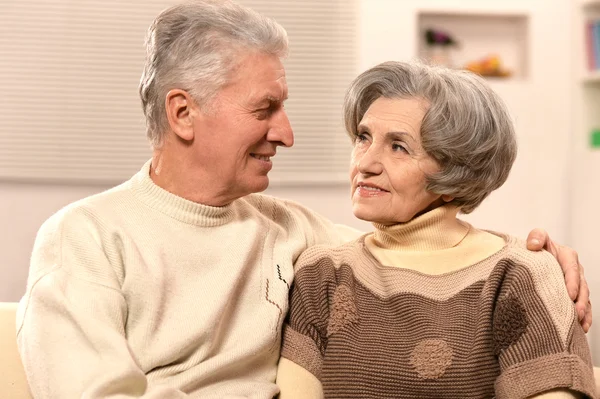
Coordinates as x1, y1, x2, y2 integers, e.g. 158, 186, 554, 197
276, 61, 597, 399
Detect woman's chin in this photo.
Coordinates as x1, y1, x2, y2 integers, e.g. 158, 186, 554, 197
353, 207, 416, 226
353, 208, 388, 225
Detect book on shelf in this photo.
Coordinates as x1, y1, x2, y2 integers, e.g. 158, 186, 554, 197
585, 19, 600, 71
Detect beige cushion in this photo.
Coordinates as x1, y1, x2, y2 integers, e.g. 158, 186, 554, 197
0, 303, 31, 399
595, 366, 600, 396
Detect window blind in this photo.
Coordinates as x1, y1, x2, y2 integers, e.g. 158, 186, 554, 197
0, 0, 358, 185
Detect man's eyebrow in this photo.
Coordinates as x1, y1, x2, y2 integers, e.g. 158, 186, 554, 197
255, 93, 288, 106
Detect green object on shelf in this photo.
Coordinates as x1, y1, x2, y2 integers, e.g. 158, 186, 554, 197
592, 129, 600, 148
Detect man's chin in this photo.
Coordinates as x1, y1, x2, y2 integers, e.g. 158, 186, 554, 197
246, 175, 270, 194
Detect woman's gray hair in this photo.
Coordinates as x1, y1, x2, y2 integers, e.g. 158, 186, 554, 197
139, 0, 289, 147
343, 61, 517, 214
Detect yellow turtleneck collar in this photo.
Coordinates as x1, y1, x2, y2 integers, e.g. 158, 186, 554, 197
372, 205, 469, 251
365, 204, 506, 275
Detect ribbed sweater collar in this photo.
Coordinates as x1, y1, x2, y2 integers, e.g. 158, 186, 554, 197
130, 160, 237, 227
372, 205, 469, 251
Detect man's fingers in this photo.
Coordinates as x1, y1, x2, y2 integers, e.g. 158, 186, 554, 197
582, 300, 592, 333
575, 283, 589, 321
558, 246, 581, 301
574, 265, 589, 317
526, 228, 548, 251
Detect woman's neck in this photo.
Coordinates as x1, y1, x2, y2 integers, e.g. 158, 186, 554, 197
365, 204, 506, 274
371, 205, 469, 252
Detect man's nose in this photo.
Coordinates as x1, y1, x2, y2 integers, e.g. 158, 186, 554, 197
268, 108, 294, 147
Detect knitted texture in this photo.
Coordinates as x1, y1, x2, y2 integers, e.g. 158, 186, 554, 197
17, 160, 352, 399
326, 285, 359, 337
281, 235, 597, 399
409, 339, 454, 379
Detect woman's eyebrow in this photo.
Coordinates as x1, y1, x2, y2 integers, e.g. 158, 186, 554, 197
386, 131, 416, 143
356, 121, 416, 143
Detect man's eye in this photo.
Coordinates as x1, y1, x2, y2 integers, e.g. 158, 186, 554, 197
256, 103, 279, 119
255, 109, 270, 119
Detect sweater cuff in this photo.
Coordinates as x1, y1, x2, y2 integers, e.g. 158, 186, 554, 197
280, 325, 323, 380
495, 353, 597, 399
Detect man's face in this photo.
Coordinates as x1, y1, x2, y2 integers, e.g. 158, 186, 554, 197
190, 51, 293, 203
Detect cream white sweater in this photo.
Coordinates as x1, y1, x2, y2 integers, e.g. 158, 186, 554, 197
17, 160, 357, 398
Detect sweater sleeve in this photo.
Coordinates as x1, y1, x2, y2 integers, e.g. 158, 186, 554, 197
281, 198, 364, 247
16, 209, 188, 399
492, 251, 597, 399
276, 357, 324, 399
280, 249, 336, 380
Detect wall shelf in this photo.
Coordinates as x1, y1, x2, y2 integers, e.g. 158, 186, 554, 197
582, 0, 600, 7
583, 70, 600, 83
417, 11, 529, 79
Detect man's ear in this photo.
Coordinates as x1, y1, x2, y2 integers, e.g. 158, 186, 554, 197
442, 194, 454, 202
165, 89, 196, 141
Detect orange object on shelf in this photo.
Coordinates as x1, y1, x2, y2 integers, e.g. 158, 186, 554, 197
464, 55, 512, 77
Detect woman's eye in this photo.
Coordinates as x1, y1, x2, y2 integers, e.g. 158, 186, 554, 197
355, 133, 368, 143
392, 143, 408, 153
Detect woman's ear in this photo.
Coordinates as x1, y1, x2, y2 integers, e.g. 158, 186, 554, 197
441, 194, 454, 202
165, 89, 196, 141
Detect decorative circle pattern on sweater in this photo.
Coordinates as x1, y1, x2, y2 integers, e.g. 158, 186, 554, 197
492, 293, 528, 355
326, 285, 359, 337
409, 338, 454, 379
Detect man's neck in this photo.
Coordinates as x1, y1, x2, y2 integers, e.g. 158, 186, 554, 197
149, 149, 235, 207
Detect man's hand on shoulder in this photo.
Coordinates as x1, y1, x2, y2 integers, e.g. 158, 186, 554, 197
526, 228, 592, 332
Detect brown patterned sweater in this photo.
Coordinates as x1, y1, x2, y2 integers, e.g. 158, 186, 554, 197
281, 218, 596, 398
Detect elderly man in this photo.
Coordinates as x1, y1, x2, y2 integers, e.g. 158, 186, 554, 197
16, 1, 592, 398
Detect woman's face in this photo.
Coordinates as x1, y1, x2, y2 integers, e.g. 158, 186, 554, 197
349, 96, 445, 225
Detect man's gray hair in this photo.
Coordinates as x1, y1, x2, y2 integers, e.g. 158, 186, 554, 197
343, 61, 517, 214
139, 0, 289, 147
